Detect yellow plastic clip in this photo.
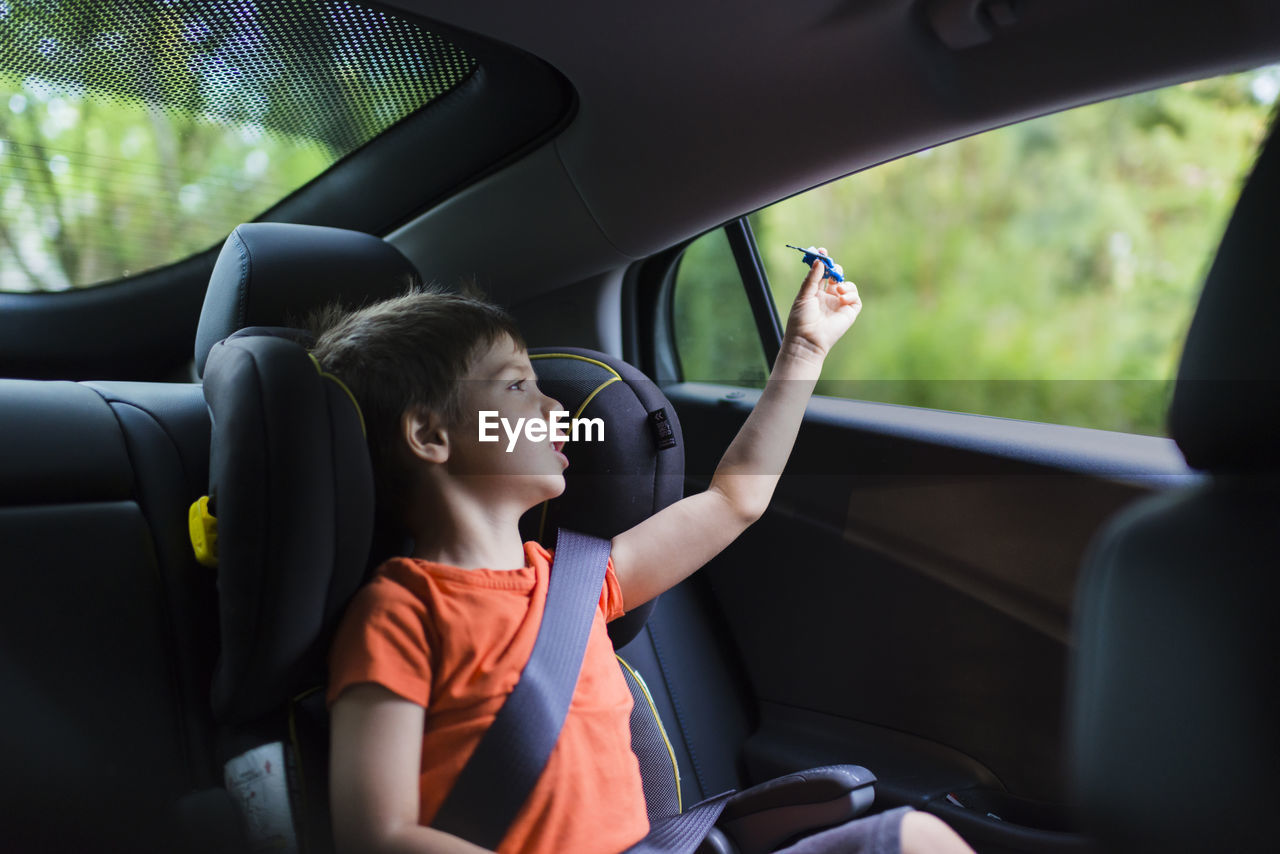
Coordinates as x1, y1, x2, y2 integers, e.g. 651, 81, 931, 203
188, 495, 219, 569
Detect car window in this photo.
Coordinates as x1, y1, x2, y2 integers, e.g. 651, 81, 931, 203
671, 225, 769, 388
677, 67, 1278, 436
0, 0, 475, 293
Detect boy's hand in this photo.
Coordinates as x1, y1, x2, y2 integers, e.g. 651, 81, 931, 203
782, 249, 861, 365
612, 250, 861, 608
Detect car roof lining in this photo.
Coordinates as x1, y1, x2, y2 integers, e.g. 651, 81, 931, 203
386, 0, 1280, 307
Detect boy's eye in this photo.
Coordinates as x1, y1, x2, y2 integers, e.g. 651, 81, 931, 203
508, 379, 527, 391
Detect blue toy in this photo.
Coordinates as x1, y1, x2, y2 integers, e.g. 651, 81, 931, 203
785, 244, 845, 283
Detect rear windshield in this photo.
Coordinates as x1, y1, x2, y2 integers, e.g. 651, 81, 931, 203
0, 0, 475, 292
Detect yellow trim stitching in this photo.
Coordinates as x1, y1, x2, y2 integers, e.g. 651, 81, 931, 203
531, 351, 622, 381
530, 353, 621, 544
529, 351, 622, 419
308, 353, 367, 438
574, 377, 619, 420
616, 654, 682, 813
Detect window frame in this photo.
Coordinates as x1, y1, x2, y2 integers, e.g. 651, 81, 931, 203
631, 218, 781, 387
723, 217, 783, 368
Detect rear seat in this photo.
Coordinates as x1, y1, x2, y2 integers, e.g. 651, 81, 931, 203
0, 378, 218, 853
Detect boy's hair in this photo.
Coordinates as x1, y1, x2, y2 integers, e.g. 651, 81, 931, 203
309, 287, 525, 517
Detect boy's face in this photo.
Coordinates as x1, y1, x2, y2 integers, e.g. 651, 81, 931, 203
446, 334, 569, 510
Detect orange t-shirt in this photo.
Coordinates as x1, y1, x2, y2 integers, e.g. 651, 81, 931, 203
327, 541, 649, 854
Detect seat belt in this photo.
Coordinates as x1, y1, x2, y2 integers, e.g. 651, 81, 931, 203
432, 528, 614, 849
432, 528, 731, 853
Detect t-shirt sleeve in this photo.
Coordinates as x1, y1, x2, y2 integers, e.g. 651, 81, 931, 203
601, 556, 626, 623
327, 580, 432, 708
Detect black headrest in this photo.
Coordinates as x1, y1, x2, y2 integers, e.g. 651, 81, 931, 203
519, 347, 686, 648
194, 223, 420, 378
1168, 119, 1280, 473
203, 331, 374, 725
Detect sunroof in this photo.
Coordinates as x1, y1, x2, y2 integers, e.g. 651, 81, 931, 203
0, 0, 476, 292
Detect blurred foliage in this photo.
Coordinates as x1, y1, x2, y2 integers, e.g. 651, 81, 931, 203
676, 68, 1279, 435
0, 0, 472, 292
0, 70, 331, 290
672, 228, 769, 387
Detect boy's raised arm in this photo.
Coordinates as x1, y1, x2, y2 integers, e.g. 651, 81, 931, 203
610, 255, 861, 608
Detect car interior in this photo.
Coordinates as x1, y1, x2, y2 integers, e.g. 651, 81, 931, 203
1, 1, 1277, 853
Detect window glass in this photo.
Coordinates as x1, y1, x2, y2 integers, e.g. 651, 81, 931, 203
0, 0, 475, 292
672, 226, 769, 387
750, 67, 1279, 435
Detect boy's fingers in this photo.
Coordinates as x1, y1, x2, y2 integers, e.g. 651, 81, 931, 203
798, 259, 825, 299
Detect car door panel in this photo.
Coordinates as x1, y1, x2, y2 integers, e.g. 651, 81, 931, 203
665, 382, 1193, 852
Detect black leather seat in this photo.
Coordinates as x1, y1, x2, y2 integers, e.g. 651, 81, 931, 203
0, 377, 216, 852
1069, 119, 1280, 852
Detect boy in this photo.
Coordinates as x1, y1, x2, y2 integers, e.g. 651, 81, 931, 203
318, 256, 974, 854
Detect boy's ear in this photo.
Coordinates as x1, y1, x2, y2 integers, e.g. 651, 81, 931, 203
402, 408, 450, 464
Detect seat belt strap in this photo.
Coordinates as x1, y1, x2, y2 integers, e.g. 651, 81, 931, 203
432, 528, 611, 850
626, 791, 734, 854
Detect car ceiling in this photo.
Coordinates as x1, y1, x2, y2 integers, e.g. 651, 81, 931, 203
385, 0, 1280, 304
1, 0, 1277, 381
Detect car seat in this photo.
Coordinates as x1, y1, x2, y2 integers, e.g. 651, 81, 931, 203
194, 222, 876, 854
1069, 120, 1280, 852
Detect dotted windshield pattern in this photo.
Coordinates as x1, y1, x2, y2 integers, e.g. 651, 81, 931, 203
0, 0, 476, 291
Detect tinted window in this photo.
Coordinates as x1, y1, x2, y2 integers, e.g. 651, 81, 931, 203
749, 68, 1277, 434
0, 0, 475, 292
672, 227, 769, 387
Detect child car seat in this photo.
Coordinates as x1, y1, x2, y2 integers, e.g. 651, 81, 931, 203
195, 223, 876, 854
